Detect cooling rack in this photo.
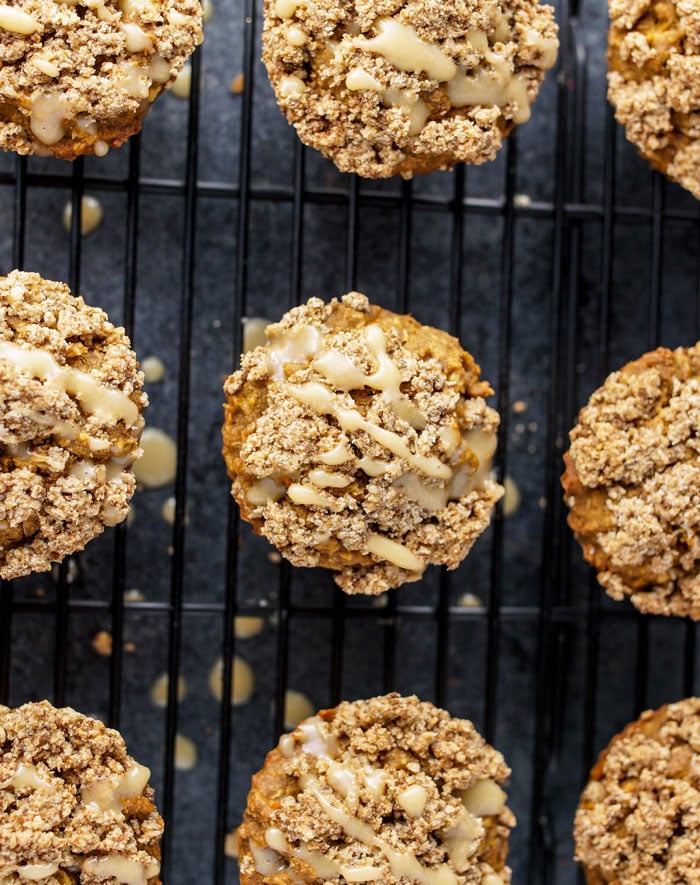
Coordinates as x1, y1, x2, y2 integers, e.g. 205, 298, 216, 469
2, 0, 700, 882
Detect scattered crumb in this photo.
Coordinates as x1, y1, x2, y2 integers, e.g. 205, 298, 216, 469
91, 630, 113, 657
230, 73, 245, 94
124, 641, 137, 654
512, 400, 528, 414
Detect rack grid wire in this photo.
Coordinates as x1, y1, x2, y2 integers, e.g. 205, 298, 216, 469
1, 0, 700, 882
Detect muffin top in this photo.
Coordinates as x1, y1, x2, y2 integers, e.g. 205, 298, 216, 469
562, 343, 700, 618
575, 698, 700, 884
262, 0, 558, 177
239, 693, 515, 885
0, 0, 202, 158
607, 0, 700, 198
0, 270, 147, 580
0, 700, 163, 885
222, 292, 503, 595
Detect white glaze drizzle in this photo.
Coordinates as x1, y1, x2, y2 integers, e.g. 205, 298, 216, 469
81, 855, 160, 885
0, 340, 139, 425
311, 787, 459, 885
288, 382, 449, 480
81, 762, 151, 813
356, 18, 457, 81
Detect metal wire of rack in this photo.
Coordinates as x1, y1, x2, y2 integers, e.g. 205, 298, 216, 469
2, 0, 700, 882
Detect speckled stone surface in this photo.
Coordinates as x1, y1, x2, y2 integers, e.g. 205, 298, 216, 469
0, 0, 699, 884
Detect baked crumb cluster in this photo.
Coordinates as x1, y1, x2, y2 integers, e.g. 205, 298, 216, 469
222, 293, 503, 595
607, 0, 700, 198
0, 701, 163, 885
262, 0, 558, 177
562, 344, 700, 619
0, 270, 147, 580
238, 694, 515, 885
0, 0, 202, 159
575, 698, 700, 885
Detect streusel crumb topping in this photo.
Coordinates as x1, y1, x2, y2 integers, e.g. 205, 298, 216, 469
0, 270, 147, 580
223, 293, 503, 595
262, 0, 558, 177
0, 700, 163, 885
575, 698, 700, 884
607, 0, 700, 199
239, 694, 515, 885
0, 0, 202, 158
562, 343, 700, 618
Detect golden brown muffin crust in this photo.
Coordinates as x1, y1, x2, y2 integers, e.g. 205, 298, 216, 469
607, 0, 700, 198
0, 0, 202, 159
238, 694, 515, 885
562, 343, 700, 619
222, 292, 503, 595
262, 0, 558, 178
575, 698, 700, 885
0, 270, 147, 580
0, 700, 163, 885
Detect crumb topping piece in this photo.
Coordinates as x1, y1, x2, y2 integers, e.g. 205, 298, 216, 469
0, 0, 202, 159
0, 700, 163, 885
262, 0, 558, 178
0, 270, 147, 580
239, 694, 515, 885
607, 0, 700, 199
222, 293, 503, 595
575, 698, 700, 884
562, 343, 700, 619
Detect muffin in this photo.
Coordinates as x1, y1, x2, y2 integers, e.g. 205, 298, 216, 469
0, 0, 202, 160
561, 343, 700, 619
262, 0, 559, 178
0, 270, 147, 580
222, 292, 503, 595
238, 693, 515, 885
574, 698, 700, 885
0, 700, 163, 885
607, 0, 700, 199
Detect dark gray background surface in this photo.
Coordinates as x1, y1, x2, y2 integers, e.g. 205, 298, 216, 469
1, 0, 700, 882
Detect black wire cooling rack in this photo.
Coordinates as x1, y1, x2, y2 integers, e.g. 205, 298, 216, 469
2, 0, 700, 882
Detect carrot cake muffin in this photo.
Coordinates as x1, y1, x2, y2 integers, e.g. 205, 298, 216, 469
0, 270, 147, 580
0, 0, 202, 160
574, 697, 700, 884
238, 693, 515, 885
262, 0, 559, 178
0, 700, 163, 885
222, 292, 503, 595
607, 0, 700, 199
561, 343, 700, 619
